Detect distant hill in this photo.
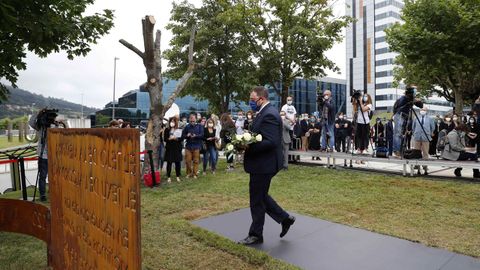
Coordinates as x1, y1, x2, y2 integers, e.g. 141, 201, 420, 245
0, 86, 98, 119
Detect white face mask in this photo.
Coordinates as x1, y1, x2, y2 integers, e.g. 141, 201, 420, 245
247, 115, 252, 119
324, 95, 329, 100
420, 110, 427, 116
208, 123, 214, 127
445, 118, 451, 122
281, 115, 286, 120
170, 122, 175, 128
339, 116, 344, 120
287, 100, 293, 105
453, 117, 458, 121
363, 96, 368, 102
470, 119, 475, 123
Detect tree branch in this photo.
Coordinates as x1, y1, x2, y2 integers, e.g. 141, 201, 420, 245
119, 39, 145, 59
188, 25, 196, 66
162, 69, 195, 116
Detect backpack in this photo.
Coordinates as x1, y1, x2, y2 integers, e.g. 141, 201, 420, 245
436, 129, 449, 152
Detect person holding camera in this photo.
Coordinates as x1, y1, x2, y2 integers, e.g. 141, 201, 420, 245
28, 108, 59, 202
318, 90, 335, 152
392, 86, 424, 156
352, 92, 373, 158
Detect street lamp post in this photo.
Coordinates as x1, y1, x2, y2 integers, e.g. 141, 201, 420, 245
112, 57, 120, 120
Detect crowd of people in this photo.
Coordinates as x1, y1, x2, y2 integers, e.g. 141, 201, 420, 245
282, 90, 480, 178
107, 91, 480, 181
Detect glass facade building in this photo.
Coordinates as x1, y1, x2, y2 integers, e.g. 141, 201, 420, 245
346, 0, 452, 116
268, 77, 347, 115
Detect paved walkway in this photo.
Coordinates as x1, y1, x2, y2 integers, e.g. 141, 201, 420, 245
193, 208, 480, 270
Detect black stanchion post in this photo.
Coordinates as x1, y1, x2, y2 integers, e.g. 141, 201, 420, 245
19, 157, 28, 201
147, 150, 156, 187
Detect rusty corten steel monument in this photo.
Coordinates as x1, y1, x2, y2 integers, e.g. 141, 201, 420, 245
0, 129, 141, 270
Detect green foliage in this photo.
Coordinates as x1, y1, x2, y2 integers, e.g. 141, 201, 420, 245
95, 114, 110, 126
164, 0, 257, 114
0, 0, 115, 101
229, 0, 352, 104
386, 0, 480, 113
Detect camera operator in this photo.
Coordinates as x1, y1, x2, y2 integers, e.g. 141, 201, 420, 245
352, 91, 373, 157
392, 86, 424, 156
28, 108, 60, 201
318, 90, 335, 152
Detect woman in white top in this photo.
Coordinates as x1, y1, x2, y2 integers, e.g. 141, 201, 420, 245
353, 93, 373, 158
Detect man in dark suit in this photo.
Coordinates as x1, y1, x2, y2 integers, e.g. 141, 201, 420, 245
238, 86, 296, 245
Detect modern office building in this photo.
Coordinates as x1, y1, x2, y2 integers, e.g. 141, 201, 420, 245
95, 77, 346, 126
268, 77, 347, 115
346, 0, 452, 116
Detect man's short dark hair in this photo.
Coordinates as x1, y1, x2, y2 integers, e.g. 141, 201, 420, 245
252, 86, 269, 99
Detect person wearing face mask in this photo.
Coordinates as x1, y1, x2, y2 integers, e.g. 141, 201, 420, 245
352, 93, 373, 159
318, 90, 336, 152
244, 111, 254, 132
442, 124, 479, 178
179, 117, 188, 129
181, 113, 204, 179
203, 118, 219, 174
334, 112, 348, 153
280, 111, 293, 170
238, 86, 295, 246
429, 115, 442, 156
452, 114, 460, 127
220, 113, 236, 171
440, 114, 455, 133
466, 116, 479, 154
164, 118, 183, 183
235, 110, 246, 135
300, 114, 310, 151
307, 116, 321, 154
281, 96, 297, 126
412, 106, 435, 175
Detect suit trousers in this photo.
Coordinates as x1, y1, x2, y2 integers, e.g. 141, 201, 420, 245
249, 173, 289, 238
283, 143, 290, 168
414, 140, 430, 170
185, 149, 200, 177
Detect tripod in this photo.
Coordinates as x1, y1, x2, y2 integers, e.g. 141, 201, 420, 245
32, 127, 47, 202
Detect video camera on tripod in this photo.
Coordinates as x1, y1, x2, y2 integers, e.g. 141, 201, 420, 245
35, 108, 59, 129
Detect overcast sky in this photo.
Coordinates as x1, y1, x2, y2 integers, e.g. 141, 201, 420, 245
13, 0, 346, 109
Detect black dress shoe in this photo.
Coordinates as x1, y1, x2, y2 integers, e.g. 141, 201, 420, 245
238, 236, 263, 245
280, 216, 296, 238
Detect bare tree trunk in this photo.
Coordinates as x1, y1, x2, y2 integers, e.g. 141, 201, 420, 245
119, 16, 205, 174
454, 89, 464, 115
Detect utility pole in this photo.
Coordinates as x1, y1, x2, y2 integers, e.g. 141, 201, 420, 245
112, 57, 120, 120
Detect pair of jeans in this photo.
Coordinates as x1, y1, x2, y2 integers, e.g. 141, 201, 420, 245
393, 113, 405, 152
185, 149, 200, 176
202, 145, 218, 172
38, 158, 48, 198
321, 123, 335, 150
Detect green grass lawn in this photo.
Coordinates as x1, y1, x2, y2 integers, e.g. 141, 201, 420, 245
0, 136, 32, 150
1, 161, 480, 269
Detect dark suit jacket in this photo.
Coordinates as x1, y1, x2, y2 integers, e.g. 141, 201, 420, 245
244, 103, 283, 175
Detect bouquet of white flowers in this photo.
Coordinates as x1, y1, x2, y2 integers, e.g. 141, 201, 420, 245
224, 131, 263, 160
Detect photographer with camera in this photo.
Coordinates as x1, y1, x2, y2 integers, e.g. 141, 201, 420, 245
351, 91, 373, 159
318, 90, 335, 152
28, 108, 60, 202
392, 86, 424, 157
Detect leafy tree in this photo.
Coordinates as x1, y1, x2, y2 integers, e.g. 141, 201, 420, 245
0, 0, 114, 101
164, 0, 256, 114
386, 0, 480, 113
229, 0, 351, 105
